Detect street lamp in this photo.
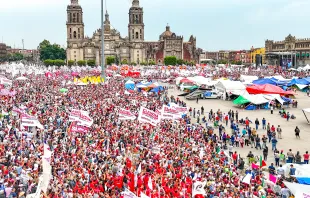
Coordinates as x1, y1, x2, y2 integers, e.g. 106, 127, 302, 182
101, 0, 106, 82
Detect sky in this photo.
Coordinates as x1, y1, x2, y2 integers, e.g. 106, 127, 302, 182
1, 0, 310, 51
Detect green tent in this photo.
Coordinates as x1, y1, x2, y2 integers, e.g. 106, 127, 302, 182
233, 95, 250, 105
188, 85, 199, 90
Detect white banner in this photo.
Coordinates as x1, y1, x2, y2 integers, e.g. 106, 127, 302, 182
169, 103, 188, 115
161, 105, 178, 120
138, 107, 160, 126
69, 109, 93, 127
119, 108, 136, 120
21, 114, 44, 129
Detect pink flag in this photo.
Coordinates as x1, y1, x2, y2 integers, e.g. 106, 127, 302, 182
251, 163, 259, 169
269, 174, 277, 184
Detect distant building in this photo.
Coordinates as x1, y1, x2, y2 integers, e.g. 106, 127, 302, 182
250, 47, 265, 66
0, 43, 7, 57
218, 50, 230, 61
66, 0, 201, 65
265, 34, 310, 67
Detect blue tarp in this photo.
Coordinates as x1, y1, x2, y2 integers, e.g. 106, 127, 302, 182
296, 177, 310, 185
288, 78, 310, 86
150, 86, 164, 93
125, 83, 135, 90
252, 78, 278, 85
136, 82, 152, 88
281, 96, 292, 103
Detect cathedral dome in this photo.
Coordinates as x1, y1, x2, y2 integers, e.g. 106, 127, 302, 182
160, 25, 173, 38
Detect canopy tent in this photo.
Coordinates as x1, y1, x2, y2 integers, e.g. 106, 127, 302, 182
233, 94, 269, 105
125, 80, 135, 90
252, 78, 278, 86
302, 108, 310, 124
246, 84, 295, 95
0, 77, 12, 85
240, 75, 258, 82
136, 82, 152, 88
303, 64, 310, 71
288, 78, 310, 86
283, 182, 310, 196
233, 95, 250, 105
215, 80, 246, 100
262, 94, 285, 105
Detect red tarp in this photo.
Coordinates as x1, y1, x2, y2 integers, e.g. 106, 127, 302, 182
180, 78, 193, 83
246, 84, 295, 95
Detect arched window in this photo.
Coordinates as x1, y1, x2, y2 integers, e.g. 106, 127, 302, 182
73, 31, 77, 39
70, 28, 72, 33
136, 32, 139, 39
70, 28, 72, 39
78, 28, 80, 33
73, 13, 76, 23
69, 13, 72, 22
132, 29, 134, 39
77, 13, 80, 23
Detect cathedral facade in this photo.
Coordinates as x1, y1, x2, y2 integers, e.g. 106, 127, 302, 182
66, 0, 201, 65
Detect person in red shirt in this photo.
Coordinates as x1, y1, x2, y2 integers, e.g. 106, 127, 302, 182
232, 151, 238, 166
304, 151, 309, 164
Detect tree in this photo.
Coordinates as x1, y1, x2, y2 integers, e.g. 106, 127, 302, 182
38, 40, 66, 61
12, 53, 24, 61
140, 62, 147, 66
121, 59, 128, 65
54, 59, 65, 66
176, 59, 184, 65
236, 60, 243, 65
44, 59, 54, 66
218, 60, 228, 64
87, 60, 96, 67
130, 62, 137, 66
106, 56, 115, 65
148, 60, 156, 65
190, 61, 195, 66
68, 60, 75, 66
77, 60, 86, 66
164, 56, 177, 66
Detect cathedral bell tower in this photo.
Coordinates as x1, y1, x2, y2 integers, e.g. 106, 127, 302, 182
66, 0, 84, 62
67, 0, 84, 42
128, 0, 144, 42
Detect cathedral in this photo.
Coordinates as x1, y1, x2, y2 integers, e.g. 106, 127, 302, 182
66, 0, 201, 65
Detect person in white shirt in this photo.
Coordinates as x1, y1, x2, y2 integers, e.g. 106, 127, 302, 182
277, 164, 285, 177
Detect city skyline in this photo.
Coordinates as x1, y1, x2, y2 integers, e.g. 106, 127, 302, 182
1, 0, 310, 50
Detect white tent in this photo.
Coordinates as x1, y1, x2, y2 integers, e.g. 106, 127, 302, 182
283, 181, 310, 196
242, 94, 269, 105
303, 64, 310, 71
302, 108, 310, 124
240, 75, 258, 83
262, 94, 285, 105
215, 80, 246, 100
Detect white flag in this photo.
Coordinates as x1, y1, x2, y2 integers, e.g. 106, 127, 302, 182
148, 177, 153, 190
192, 181, 206, 198
242, 174, 252, 185
137, 163, 142, 174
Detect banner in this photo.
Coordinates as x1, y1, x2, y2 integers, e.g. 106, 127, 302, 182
119, 108, 136, 120
69, 109, 93, 127
138, 107, 160, 126
169, 103, 188, 115
69, 122, 90, 133
161, 105, 178, 120
21, 114, 44, 129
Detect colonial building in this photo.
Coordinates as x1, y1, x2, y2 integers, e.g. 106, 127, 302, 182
66, 0, 201, 65
265, 34, 310, 66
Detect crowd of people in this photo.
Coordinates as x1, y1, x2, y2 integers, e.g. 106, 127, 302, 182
0, 65, 308, 198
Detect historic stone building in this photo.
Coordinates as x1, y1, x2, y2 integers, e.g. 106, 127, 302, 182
265, 34, 310, 66
66, 0, 201, 65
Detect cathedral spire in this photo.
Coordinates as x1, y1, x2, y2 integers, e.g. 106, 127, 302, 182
71, 0, 78, 5
132, 0, 139, 7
